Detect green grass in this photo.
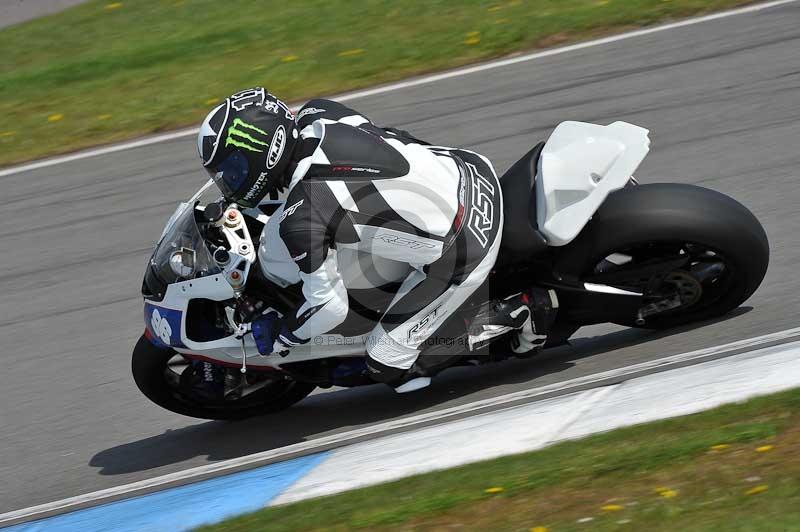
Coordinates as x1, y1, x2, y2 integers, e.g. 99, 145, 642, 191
0, 0, 760, 167
201, 388, 800, 531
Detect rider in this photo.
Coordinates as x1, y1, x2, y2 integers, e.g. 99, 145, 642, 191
197, 87, 556, 392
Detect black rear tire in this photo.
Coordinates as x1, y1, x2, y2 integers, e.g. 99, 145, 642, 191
131, 335, 316, 420
554, 183, 769, 329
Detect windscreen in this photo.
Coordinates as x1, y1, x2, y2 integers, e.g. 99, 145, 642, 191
148, 203, 221, 285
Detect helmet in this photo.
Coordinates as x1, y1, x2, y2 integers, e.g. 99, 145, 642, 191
197, 87, 298, 207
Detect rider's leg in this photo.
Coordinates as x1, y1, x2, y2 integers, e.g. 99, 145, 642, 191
365, 266, 494, 392
366, 152, 504, 391
365, 269, 453, 391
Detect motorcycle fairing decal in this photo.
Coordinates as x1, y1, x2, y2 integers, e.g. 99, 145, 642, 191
144, 303, 186, 348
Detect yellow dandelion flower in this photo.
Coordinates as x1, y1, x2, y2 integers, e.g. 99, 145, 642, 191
659, 489, 678, 498
464, 31, 481, 45
745, 485, 768, 495
105, 2, 123, 9
47, 114, 64, 122
710, 444, 730, 451
495, 18, 510, 24
530, 527, 548, 532
484, 486, 504, 494
97, 114, 112, 120
756, 445, 773, 452
337, 49, 365, 57
281, 55, 299, 63
0, 131, 16, 137
601, 504, 624, 511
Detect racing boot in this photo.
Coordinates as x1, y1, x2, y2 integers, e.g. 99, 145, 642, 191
467, 288, 558, 355
510, 288, 558, 355
366, 357, 433, 394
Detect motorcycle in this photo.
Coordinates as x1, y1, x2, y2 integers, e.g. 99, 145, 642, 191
133, 121, 769, 419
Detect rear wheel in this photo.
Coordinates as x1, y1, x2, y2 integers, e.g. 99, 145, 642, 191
131, 335, 315, 420
555, 183, 769, 329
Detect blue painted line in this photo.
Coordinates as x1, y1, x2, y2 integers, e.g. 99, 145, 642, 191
3, 452, 329, 532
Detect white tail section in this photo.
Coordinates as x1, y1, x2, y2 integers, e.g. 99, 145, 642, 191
536, 121, 650, 246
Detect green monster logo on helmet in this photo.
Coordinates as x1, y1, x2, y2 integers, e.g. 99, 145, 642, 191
225, 118, 269, 152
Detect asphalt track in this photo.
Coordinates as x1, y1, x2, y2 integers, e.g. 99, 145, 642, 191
0, 0, 86, 29
1, 1, 799, 514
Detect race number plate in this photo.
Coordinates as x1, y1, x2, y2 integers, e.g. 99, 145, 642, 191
144, 303, 185, 348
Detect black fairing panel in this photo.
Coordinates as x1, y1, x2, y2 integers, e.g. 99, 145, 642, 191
498, 142, 549, 264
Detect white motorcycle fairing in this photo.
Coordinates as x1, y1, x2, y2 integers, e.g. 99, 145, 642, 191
536, 121, 650, 246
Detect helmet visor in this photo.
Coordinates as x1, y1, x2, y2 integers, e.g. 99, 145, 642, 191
206, 151, 249, 199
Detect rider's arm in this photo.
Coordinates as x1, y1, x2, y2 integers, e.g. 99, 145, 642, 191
289, 251, 349, 341
278, 184, 349, 343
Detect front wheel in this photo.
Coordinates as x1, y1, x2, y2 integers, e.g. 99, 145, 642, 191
131, 335, 316, 420
554, 183, 769, 329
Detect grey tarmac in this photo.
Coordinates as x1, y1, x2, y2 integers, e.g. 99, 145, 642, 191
0, 0, 87, 29
1, 1, 799, 513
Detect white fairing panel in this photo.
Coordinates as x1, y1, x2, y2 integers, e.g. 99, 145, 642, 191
536, 121, 650, 246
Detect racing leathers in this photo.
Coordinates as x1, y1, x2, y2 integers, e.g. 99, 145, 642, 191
256, 99, 503, 385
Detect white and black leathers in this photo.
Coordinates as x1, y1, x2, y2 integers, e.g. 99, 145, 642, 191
258, 99, 503, 383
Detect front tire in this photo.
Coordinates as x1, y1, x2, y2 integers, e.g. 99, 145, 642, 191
554, 183, 769, 329
131, 335, 316, 420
